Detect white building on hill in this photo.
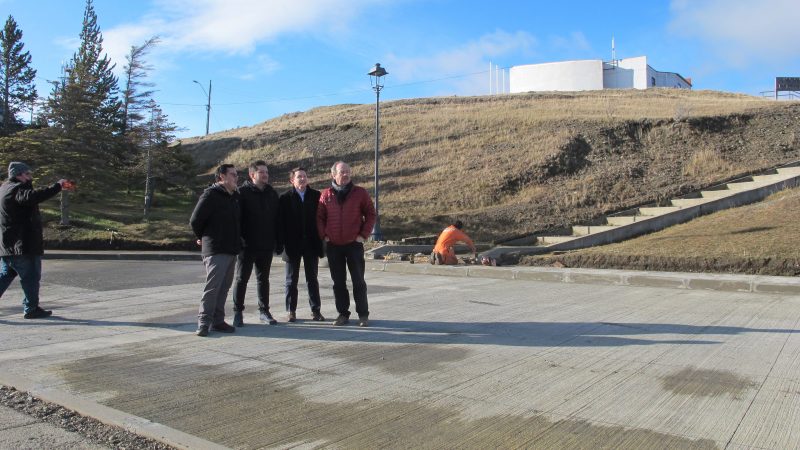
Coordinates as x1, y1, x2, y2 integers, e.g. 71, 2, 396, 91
509, 56, 691, 93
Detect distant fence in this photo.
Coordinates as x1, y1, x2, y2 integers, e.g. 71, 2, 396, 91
759, 91, 800, 100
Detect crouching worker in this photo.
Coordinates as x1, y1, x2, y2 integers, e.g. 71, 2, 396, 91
430, 220, 476, 265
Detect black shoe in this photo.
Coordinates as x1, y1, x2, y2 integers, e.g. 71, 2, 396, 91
259, 311, 277, 325
287, 311, 296, 323
358, 316, 369, 327
232, 311, 244, 327
210, 322, 235, 333
312, 311, 325, 321
196, 325, 209, 337
333, 314, 349, 326
23, 307, 52, 319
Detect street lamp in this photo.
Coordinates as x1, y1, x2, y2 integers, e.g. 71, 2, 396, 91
368, 63, 387, 242
192, 79, 211, 136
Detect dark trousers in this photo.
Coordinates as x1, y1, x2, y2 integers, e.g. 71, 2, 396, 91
326, 242, 368, 318
232, 249, 273, 313
284, 248, 321, 313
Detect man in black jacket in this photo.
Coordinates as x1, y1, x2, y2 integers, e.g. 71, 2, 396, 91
231, 160, 281, 326
189, 164, 241, 337
278, 167, 324, 322
0, 162, 73, 319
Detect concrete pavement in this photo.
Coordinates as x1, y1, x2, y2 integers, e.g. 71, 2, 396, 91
1, 258, 800, 448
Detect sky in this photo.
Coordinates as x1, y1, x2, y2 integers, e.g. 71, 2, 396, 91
3, 0, 800, 138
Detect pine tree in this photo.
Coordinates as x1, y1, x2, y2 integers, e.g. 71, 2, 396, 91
44, 0, 123, 224
0, 15, 37, 134
121, 36, 159, 138
47, 0, 122, 140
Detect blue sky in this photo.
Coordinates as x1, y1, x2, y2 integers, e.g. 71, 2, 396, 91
3, 0, 799, 138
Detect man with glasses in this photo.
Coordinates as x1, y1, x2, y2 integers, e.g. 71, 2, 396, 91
190, 164, 241, 337
0, 162, 74, 319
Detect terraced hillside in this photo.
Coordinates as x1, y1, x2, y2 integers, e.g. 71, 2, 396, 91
180, 89, 800, 243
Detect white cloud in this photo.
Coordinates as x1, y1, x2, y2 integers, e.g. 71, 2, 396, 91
385, 30, 538, 95
233, 54, 281, 80
105, 0, 388, 57
669, 0, 800, 66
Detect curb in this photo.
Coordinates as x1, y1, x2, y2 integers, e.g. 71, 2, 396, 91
43, 251, 202, 261
370, 261, 800, 295
0, 370, 229, 450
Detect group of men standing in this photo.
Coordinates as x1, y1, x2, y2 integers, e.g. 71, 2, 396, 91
189, 160, 376, 337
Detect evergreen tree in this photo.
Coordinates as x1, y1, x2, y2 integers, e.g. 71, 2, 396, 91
44, 0, 123, 224
47, 0, 122, 140
0, 15, 37, 134
121, 36, 159, 138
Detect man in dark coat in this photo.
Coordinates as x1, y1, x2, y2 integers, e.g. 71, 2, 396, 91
0, 162, 73, 319
231, 160, 280, 326
189, 163, 241, 337
278, 167, 324, 322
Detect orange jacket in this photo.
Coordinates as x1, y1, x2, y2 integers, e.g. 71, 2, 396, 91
434, 225, 475, 254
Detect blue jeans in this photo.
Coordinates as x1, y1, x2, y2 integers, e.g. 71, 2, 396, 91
0, 255, 43, 314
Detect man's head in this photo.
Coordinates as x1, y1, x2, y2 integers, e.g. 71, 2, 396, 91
215, 163, 238, 192
8, 162, 32, 183
330, 161, 351, 186
454, 220, 464, 230
249, 160, 269, 187
290, 167, 308, 191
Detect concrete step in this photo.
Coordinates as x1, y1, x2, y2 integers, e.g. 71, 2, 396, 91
700, 189, 736, 199
750, 174, 786, 183
605, 215, 640, 226
572, 225, 619, 236
670, 198, 709, 207
638, 206, 681, 216
537, 235, 578, 245
777, 166, 800, 176
727, 181, 766, 190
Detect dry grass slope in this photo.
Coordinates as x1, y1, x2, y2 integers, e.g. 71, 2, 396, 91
180, 89, 800, 243
521, 186, 800, 276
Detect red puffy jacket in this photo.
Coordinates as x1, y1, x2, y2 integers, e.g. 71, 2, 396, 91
317, 184, 376, 245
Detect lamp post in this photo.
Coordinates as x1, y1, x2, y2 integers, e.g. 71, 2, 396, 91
368, 63, 387, 242
192, 79, 211, 135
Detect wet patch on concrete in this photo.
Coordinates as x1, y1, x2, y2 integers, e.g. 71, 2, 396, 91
661, 367, 756, 399
328, 343, 472, 375
58, 344, 718, 449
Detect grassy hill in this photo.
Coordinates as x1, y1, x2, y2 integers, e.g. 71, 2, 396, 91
521, 186, 800, 276
180, 89, 800, 243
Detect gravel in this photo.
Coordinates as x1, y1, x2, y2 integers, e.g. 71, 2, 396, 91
0, 385, 175, 450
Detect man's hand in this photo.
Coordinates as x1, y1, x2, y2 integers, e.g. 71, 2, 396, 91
356, 236, 365, 243
58, 179, 76, 191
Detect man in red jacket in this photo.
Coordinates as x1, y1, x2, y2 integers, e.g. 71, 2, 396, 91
317, 161, 376, 327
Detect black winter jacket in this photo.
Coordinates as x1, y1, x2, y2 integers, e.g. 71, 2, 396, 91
189, 183, 241, 257
238, 180, 279, 252
0, 180, 62, 256
278, 187, 324, 259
